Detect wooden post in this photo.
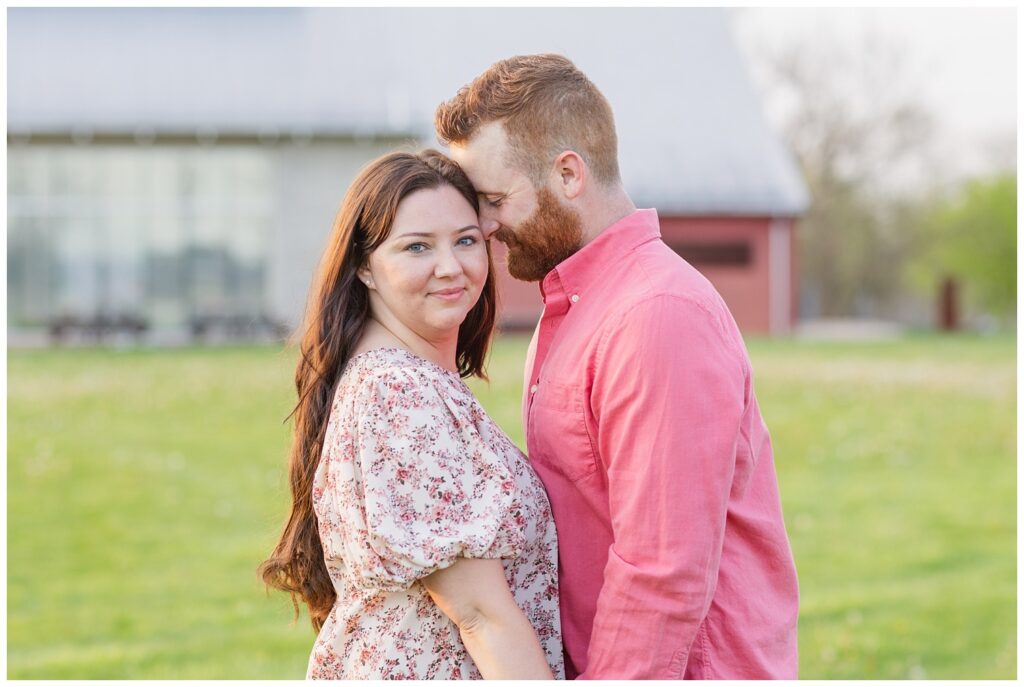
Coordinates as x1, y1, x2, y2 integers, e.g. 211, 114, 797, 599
939, 276, 959, 331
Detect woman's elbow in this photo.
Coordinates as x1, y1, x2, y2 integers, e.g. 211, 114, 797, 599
454, 606, 488, 638
445, 598, 518, 640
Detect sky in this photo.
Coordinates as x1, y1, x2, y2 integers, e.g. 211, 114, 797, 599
729, 7, 1017, 187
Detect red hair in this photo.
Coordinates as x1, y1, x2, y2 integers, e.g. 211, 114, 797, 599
435, 53, 620, 185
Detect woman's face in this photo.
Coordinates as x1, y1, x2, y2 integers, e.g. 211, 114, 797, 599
361, 184, 487, 340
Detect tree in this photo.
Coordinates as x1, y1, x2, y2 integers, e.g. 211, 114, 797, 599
908, 174, 1017, 324
747, 27, 937, 318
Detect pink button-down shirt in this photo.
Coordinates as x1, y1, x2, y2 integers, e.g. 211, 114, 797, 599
522, 209, 799, 679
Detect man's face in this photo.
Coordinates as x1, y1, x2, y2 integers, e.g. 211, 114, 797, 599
450, 121, 584, 282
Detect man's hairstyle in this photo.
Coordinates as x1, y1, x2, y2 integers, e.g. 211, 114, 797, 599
435, 53, 620, 186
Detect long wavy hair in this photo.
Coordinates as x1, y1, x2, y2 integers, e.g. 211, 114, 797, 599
258, 150, 497, 632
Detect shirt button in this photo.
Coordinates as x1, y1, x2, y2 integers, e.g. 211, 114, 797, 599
530, 384, 538, 394
570, 294, 580, 303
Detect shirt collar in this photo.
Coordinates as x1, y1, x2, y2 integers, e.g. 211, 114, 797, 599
540, 208, 661, 304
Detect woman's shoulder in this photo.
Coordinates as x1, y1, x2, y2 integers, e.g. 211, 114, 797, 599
339, 347, 467, 408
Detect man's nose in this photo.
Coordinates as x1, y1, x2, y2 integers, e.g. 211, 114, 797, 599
477, 204, 501, 239
480, 218, 500, 239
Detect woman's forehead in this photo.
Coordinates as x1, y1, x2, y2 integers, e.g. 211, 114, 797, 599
388, 187, 479, 237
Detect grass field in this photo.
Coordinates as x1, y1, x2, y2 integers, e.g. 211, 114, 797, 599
7, 333, 1016, 679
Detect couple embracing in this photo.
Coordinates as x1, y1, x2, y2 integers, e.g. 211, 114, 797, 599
261, 54, 799, 680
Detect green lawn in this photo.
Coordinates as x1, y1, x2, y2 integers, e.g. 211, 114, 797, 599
7, 333, 1016, 679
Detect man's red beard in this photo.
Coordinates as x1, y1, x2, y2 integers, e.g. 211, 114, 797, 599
493, 188, 585, 282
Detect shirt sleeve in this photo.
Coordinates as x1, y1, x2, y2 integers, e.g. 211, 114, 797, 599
324, 366, 526, 593
580, 295, 750, 679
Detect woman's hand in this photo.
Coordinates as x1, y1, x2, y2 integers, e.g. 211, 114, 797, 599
422, 557, 553, 679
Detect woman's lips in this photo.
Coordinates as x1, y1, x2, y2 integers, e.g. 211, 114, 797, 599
430, 287, 466, 301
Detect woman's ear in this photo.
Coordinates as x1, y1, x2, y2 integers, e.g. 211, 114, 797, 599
357, 263, 375, 290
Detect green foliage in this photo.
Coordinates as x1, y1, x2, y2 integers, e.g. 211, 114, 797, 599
908, 174, 1017, 320
7, 336, 1016, 678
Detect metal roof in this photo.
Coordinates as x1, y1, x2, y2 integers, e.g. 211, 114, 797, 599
8, 7, 809, 216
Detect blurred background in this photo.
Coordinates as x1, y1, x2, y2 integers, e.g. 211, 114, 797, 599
7, 6, 1016, 679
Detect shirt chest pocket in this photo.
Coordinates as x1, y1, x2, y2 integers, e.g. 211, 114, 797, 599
527, 379, 597, 483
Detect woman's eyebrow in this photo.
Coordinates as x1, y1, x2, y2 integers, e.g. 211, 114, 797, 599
397, 225, 481, 238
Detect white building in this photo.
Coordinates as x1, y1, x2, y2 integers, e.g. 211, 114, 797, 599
8, 7, 808, 343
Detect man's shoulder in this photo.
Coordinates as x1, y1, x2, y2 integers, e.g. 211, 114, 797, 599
586, 246, 750, 380
610, 239, 732, 321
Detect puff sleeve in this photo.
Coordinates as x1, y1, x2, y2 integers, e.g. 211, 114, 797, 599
321, 366, 527, 593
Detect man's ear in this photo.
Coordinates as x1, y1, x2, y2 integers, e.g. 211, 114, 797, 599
551, 150, 586, 201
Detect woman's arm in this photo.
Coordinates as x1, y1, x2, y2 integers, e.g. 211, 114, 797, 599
421, 557, 553, 679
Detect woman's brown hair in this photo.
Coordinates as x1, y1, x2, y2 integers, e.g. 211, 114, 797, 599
258, 149, 496, 632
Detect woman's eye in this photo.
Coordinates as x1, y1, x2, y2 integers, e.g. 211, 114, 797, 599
456, 236, 477, 247
406, 243, 427, 253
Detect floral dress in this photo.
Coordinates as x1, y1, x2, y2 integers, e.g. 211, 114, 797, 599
307, 347, 564, 679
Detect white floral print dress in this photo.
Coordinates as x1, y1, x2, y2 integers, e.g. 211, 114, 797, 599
307, 347, 564, 680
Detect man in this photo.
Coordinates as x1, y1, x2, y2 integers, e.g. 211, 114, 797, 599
435, 54, 799, 680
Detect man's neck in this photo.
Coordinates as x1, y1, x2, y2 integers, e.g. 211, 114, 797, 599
578, 183, 637, 247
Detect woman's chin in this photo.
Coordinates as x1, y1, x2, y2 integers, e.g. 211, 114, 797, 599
442, 316, 471, 333
422, 310, 472, 335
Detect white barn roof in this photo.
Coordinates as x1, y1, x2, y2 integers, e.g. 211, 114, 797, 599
8, 7, 808, 216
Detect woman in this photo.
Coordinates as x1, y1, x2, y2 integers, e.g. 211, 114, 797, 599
259, 150, 563, 680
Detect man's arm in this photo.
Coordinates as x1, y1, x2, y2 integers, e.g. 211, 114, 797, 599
581, 295, 748, 679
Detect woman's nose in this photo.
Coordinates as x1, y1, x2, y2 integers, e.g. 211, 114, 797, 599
434, 247, 464, 278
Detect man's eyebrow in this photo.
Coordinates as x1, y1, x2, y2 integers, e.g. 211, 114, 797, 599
396, 225, 481, 238
476, 190, 503, 198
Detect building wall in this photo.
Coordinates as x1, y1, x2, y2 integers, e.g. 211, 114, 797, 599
267, 139, 415, 329
660, 215, 797, 335
489, 241, 544, 331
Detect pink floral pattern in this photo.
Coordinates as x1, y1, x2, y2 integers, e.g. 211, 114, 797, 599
307, 347, 563, 679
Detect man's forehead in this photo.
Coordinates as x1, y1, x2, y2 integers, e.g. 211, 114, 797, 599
452, 122, 507, 160
450, 124, 517, 190
472, 120, 508, 147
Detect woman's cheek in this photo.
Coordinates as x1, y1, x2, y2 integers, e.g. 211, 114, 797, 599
393, 258, 429, 293
469, 247, 490, 287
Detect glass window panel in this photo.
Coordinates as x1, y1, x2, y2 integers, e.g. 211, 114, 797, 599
8, 142, 274, 336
